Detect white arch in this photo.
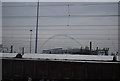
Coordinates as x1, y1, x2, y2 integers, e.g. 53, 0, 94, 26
40, 34, 83, 52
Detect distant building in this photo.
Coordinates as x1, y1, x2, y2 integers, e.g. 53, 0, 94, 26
0, 44, 2, 52
42, 47, 109, 55
43, 48, 65, 54
0, 44, 9, 53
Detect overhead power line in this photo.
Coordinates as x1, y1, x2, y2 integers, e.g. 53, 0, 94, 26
3, 15, 119, 18
2, 36, 118, 40
3, 25, 119, 27
3, 33, 120, 36
3, 28, 118, 30
2, 3, 118, 7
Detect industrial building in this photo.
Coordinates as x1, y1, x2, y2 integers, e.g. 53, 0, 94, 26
42, 47, 109, 55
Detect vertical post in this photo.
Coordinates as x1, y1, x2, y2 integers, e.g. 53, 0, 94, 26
30, 30, 32, 53
10, 45, 13, 53
90, 41, 92, 55
35, 1, 39, 53
118, 1, 120, 56
96, 47, 99, 55
67, 4, 70, 27
22, 47, 24, 55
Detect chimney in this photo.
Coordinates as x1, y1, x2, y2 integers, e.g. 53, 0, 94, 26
90, 41, 92, 54
10, 45, 13, 53
22, 47, 24, 55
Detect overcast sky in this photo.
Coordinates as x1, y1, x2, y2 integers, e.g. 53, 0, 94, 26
1, 0, 120, 2
0, 2, 1, 44
2, 2, 118, 54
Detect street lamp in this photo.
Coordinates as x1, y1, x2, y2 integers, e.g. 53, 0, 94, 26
30, 29, 32, 53
35, 1, 39, 53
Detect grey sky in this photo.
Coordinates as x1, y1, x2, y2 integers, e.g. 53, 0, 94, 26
0, 2, 2, 44
2, 2, 118, 54
2, 0, 120, 2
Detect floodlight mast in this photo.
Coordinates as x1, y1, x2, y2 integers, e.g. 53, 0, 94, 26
30, 30, 32, 53
35, 1, 39, 53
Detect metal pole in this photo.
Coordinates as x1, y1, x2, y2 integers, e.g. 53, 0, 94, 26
30, 30, 32, 53
90, 41, 92, 55
22, 47, 24, 55
35, 1, 39, 53
118, 1, 120, 56
10, 45, 13, 53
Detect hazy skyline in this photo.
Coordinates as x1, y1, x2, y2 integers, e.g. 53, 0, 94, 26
2, 2, 118, 54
